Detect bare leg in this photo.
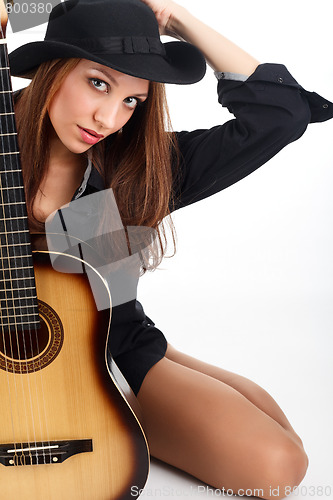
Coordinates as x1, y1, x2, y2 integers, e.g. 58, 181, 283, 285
137, 347, 308, 500
165, 345, 304, 448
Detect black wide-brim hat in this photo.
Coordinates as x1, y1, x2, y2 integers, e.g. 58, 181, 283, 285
9, 0, 206, 84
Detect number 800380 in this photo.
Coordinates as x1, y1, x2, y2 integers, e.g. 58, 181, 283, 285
6, 3, 53, 14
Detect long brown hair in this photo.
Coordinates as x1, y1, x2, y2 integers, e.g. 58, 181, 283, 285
15, 58, 179, 271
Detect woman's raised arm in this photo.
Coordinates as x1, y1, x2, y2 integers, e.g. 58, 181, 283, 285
139, 0, 259, 76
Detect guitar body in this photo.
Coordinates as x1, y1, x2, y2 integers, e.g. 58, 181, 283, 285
0, 242, 149, 499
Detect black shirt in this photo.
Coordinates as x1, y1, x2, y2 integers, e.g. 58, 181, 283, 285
73, 62, 332, 329
80, 63, 332, 213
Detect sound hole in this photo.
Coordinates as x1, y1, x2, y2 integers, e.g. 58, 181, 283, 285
0, 300, 64, 374
0, 318, 49, 361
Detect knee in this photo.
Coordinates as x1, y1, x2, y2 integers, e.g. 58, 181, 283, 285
261, 438, 309, 499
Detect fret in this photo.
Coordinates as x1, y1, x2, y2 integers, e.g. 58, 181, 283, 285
1, 317, 40, 324
1, 310, 39, 319
0, 287, 37, 296
0, 171, 21, 175
0, 215, 28, 226
0, 297, 38, 312
1, 241, 31, 248
1, 232, 30, 245
0, 313, 36, 319
0, 271, 35, 291
1, 201, 25, 205
0, 173, 24, 191
0, 263, 34, 276
0, 151, 19, 156
0, 187, 24, 194
0, 216, 27, 221
0, 133, 20, 153
0, 285, 36, 295
0, 228, 29, 237
0, 285, 36, 291
1, 242, 30, 247
0, 120, 18, 135
0, 229, 29, 237
1, 255, 32, 278
0, 219, 29, 233
0, 276, 35, 283
0, 300, 37, 308
0, 169, 23, 186
1, 265, 34, 272
0, 320, 40, 328
0, 67, 10, 70
0, 287, 37, 298
1, 267, 34, 281
0, 91, 12, 94
0, 112, 14, 115
0, 246, 32, 259
0, 230, 29, 235
0, 300, 39, 315
0, 248, 30, 258
0, 253, 32, 259
1, 304, 37, 312
0, 189, 26, 205
0, 206, 27, 220
1, 298, 37, 305
0, 256, 34, 271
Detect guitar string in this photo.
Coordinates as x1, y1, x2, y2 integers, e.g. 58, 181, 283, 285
0, 26, 22, 466
0, 98, 18, 464
0, 38, 39, 466
0, 40, 34, 467
0, 189, 19, 465
0, 35, 22, 465
5, 42, 52, 466
3, 44, 44, 466
3, 40, 53, 465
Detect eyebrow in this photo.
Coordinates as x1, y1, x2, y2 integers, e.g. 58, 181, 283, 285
91, 66, 149, 98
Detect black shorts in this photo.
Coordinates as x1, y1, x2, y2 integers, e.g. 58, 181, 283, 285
108, 300, 168, 395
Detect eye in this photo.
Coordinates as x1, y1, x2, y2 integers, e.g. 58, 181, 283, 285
124, 96, 139, 109
89, 78, 109, 93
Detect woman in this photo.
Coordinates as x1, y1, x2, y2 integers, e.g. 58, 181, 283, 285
9, 0, 332, 498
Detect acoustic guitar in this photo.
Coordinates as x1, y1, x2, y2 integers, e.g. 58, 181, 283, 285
0, 3, 149, 499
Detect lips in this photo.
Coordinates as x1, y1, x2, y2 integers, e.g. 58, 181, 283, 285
83, 128, 104, 139
78, 126, 104, 145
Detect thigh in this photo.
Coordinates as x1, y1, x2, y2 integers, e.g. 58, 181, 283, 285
164, 344, 300, 440
137, 356, 307, 497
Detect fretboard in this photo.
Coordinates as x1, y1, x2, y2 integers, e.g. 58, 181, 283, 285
0, 40, 39, 332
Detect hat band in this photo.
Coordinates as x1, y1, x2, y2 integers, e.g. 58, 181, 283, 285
49, 35, 166, 56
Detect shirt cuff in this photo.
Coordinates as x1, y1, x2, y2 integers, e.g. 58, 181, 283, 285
214, 71, 248, 82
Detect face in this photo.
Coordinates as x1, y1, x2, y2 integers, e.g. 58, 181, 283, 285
47, 59, 149, 156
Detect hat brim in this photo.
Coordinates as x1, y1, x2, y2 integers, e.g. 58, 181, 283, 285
9, 39, 206, 84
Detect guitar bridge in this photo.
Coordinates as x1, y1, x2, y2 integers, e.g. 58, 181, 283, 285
0, 439, 93, 466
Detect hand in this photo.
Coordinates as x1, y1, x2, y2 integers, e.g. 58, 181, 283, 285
139, 0, 184, 39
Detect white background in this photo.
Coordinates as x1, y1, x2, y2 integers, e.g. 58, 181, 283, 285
7, 0, 333, 498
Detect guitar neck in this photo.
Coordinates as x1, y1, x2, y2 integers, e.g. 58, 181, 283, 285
0, 33, 39, 331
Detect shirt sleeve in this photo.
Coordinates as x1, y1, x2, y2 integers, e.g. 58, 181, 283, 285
171, 63, 333, 211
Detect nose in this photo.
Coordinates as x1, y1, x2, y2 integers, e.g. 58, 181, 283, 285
94, 99, 123, 132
